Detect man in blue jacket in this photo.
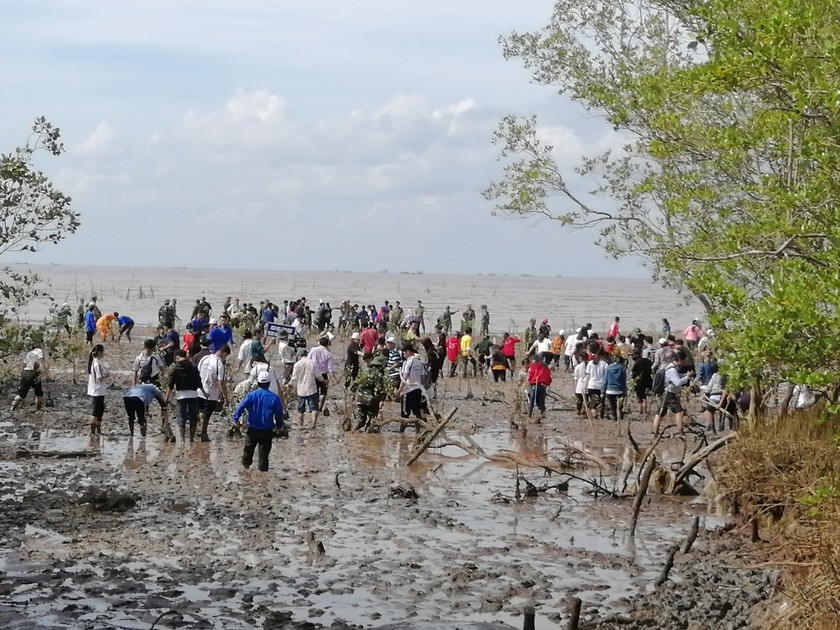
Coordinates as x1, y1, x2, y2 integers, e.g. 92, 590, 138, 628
232, 371, 285, 471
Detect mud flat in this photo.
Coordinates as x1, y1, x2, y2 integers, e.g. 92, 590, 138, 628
0, 338, 773, 629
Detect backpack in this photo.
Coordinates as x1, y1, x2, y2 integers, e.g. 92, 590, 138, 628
139, 355, 158, 382
652, 363, 672, 396
419, 361, 432, 390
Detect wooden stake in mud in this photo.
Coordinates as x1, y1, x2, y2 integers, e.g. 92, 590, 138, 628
567, 597, 582, 630
655, 543, 680, 587
405, 407, 458, 467
523, 606, 535, 630
683, 515, 700, 553
629, 454, 657, 537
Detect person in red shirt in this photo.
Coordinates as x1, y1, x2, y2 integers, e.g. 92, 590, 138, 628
527, 356, 552, 419
359, 322, 379, 358
609, 317, 620, 340
501, 332, 520, 374
446, 332, 462, 377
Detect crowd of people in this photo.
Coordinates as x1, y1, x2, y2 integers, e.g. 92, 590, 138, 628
13, 295, 738, 471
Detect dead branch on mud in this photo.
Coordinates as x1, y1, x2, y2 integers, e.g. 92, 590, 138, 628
16, 449, 99, 459
405, 407, 458, 466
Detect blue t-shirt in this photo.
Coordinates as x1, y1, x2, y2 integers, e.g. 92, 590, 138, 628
233, 387, 284, 431
118, 316, 134, 327
221, 325, 235, 345
125, 384, 165, 407
84, 311, 96, 332
208, 327, 227, 353
263, 308, 275, 324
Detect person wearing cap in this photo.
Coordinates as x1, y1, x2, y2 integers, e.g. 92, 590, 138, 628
249, 353, 281, 396
653, 337, 676, 371
353, 353, 391, 431
345, 332, 362, 386
123, 382, 173, 441
292, 347, 321, 428
385, 335, 403, 386
10, 347, 48, 411
233, 370, 285, 471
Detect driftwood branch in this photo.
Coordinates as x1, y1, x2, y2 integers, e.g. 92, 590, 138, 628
16, 449, 99, 459
405, 407, 458, 466
630, 455, 657, 536
672, 433, 736, 489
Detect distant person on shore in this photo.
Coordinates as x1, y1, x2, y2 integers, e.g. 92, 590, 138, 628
479, 305, 490, 337
84, 305, 97, 345
414, 300, 426, 333
117, 314, 135, 343
76, 299, 86, 329
661, 318, 671, 336
523, 318, 537, 349
87, 344, 109, 436
10, 347, 48, 412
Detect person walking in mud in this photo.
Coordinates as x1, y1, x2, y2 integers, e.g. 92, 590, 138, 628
197, 344, 230, 442
117, 313, 135, 343
292, 348, 321, 429
10, 347, 48, 411
87, 344, 109, 435
168, 350, 205, 442
133, 339, 164, 386
308, 334, 335, 416
461, 304, 476, 333
84, 303, 97, 345
352, 354, 391, 431
233, 371, 286, 472
437, 306, 457, 334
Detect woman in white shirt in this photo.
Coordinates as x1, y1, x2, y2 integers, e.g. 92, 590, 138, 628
87, 344, 109, 435
573, 351, 588, 416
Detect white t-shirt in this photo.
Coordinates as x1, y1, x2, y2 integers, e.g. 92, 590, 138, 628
291, 357, 318, 397
573, 361, 588, 395
585, 361, 608, 390
197, 354, 226, 401
238, 339, 255, 372
87, 358, 108, 396
133, 352, 162, 379
24, 348, 45, 371
249, 362, 280, 396
400, 355, 425, 394
530, 339, 552, 355
277, 340, 295, 364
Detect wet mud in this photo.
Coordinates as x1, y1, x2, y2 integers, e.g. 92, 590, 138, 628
0, 338, 773, 629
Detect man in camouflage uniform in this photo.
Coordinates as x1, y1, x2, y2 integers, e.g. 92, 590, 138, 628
479, 305, 490, 337
353, 354, 392, 431
524, 318, 538, 349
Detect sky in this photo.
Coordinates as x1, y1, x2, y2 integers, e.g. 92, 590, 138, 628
0, 1, 646, 278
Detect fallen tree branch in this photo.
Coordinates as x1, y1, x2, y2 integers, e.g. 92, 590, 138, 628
671, 433, 736, 490
405, 407, 458, 466
16, 449, 99, 459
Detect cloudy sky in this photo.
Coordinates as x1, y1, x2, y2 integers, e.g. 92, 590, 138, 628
1, 1, 643, 277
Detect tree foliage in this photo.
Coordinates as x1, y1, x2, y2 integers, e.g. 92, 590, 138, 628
486, 0, 840, 395
0, 117, 80, 312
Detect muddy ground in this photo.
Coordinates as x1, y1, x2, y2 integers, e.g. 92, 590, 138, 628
0, 333, 775, 629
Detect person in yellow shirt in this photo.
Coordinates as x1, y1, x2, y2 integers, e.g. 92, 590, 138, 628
459, 327, 477, 377
96, 312, 118, 342
550, 332, 566, 369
